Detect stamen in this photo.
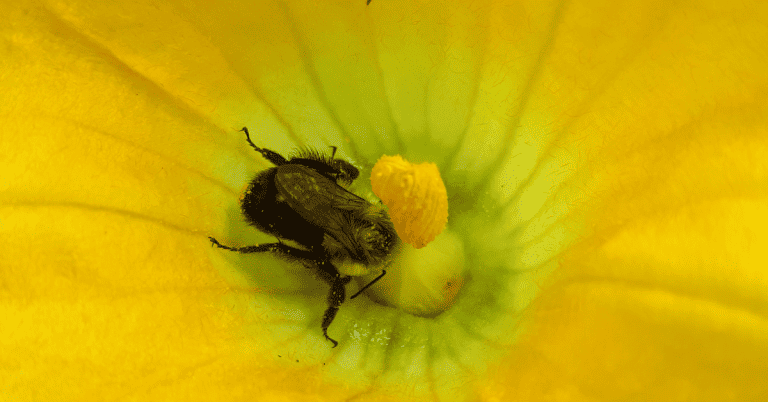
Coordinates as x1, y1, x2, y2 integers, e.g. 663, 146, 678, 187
370, 155, 448, 248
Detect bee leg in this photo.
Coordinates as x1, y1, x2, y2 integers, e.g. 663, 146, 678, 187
208, 237, 320, 259
240, 127, 287, 166
322, 275, 352, 348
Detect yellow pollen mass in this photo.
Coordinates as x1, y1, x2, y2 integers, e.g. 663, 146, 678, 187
370, 155, 448, 248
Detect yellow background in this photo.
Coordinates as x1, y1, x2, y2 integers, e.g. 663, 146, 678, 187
1, 0, 767, 400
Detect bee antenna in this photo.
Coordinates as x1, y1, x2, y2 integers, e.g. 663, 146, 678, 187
329, 145, 338, 158
350, 270, 386, 299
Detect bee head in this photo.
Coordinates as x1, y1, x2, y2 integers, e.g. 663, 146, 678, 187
331, 158, 359, 186
356, 204, 398, 261
321, 204, 399, 271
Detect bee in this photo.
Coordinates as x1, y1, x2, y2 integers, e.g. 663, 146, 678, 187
209, 127, 399, 347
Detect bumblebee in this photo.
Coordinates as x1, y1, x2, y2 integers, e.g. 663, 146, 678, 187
210, 127, 399, 347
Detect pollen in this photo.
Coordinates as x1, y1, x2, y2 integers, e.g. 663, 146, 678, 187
370, 155, 448, 248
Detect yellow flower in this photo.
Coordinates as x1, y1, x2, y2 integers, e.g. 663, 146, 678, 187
2, 0, 767, 401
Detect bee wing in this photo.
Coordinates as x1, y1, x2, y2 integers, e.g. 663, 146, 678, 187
274, 164, 369, 253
